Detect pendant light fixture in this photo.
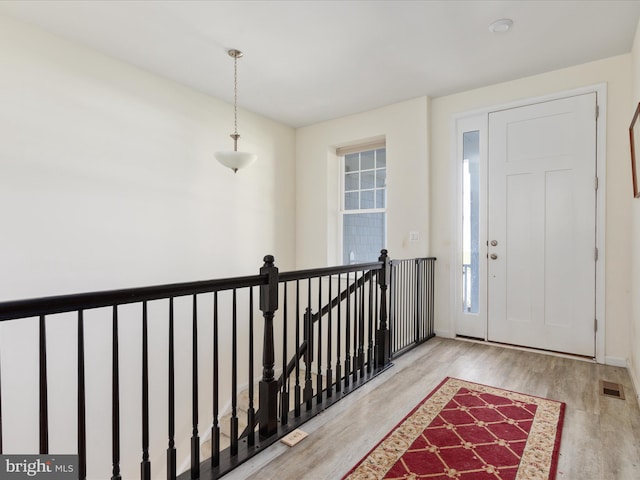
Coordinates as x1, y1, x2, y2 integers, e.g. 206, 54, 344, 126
214, 49, 257, 173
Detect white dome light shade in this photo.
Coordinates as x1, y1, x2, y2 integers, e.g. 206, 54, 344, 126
214, 150, 257, 173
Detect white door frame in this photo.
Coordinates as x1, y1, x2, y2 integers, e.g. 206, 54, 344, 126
449, 83, 606, 363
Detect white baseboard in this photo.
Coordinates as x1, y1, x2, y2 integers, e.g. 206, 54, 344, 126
627, 358, 640, 401
434, 328, 451, 338
604, 356, 628, 367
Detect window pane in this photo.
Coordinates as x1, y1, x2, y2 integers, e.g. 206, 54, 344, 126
343, 213, 385, 264
344, 172, 359, 191
341, 146, 386, 265
345, 153, 359, 172
361, 170, 375, 189
361, 150, 375, 170
361, 190, 375, 209
462, 131, 480, 314
345, 192, 359, 210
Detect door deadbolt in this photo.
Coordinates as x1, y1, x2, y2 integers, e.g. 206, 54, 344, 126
490, 253, 498, 260
490, 240, 498, 246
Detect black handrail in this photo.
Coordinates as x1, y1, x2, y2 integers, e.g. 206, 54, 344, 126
0, 275, 266, 321
0, 251, 435, 480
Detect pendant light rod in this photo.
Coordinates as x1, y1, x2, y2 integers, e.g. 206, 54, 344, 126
229, 49, 242, 146
213, 48, 257, 173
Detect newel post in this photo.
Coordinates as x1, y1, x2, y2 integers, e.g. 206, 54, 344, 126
259, 255, 279, 438
376, 249, 391, 367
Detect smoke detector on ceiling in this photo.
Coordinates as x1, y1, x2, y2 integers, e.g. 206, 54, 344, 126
488, 18, 513, 33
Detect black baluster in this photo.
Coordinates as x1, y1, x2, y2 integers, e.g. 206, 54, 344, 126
344, 277, 351, 389
281, 285, 289, 424
408, 261, 412, 347
429, 259, 436, 338
374, 274, 380, 366
191, 295, 200, 479
141, 302, 151, 480
352, 274, 359, 383
415, 259, 421, 346
326, 275, 333, 398
376, 249, 390, 367
316, 276, 323, 404
303, 279, 313, 410
78, 310, 87, 480
335, 274, 342, 393
247, 288, 256, 445
294, 281, 301, 417
112, 307, 121, 480
398, 261, 404, 350
230, 289, 238, 455
211, 293, 220, 468
406, 260, 410, 348
358, 270, 366, 378
39, 315, 48, 454
259, 255, 279, 438
367, 273, 374, 372
167, 298, 176, 480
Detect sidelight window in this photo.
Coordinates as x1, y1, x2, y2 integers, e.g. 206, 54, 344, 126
462, 131, 480, 314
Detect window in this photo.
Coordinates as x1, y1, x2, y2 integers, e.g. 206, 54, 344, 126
462, 131, 480, 314
339, 143, 386, 265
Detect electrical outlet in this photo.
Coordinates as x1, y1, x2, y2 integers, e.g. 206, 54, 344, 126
409, 231, 419, 242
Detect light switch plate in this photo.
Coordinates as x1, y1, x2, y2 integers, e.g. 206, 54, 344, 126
280, 429, 308, 447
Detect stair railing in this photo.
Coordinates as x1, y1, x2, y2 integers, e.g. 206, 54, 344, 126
0, 272, 269, 480
0, 250, 434, 480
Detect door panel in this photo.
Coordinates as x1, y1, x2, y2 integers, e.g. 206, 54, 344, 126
487, 93, 596, 356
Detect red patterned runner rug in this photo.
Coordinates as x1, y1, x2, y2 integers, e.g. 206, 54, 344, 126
343, 377, 565, 480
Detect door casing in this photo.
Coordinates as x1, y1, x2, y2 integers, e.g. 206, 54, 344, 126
449, 83, 606, 363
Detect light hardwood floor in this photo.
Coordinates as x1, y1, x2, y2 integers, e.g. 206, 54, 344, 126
221, 337, 640, 479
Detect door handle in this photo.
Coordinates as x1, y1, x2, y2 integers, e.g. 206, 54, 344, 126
490, 253, 498, 260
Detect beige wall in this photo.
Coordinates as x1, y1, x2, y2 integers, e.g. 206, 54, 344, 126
0, 14, 296, 479
430, 54, 633, 363
296, 97, 430, 267
629, 18, 640, 395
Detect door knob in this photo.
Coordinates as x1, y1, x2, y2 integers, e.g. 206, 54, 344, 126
490, 253, 498, 260
491, 240, 498, 246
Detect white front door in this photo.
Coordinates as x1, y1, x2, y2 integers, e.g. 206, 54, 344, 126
486, 93, 597, 356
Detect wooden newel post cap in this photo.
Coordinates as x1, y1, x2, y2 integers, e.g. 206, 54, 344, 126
378, 249, 390, 287
260, 254, 278, 312
263, 255, 275, 266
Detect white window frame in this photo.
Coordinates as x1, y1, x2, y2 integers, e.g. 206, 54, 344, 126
338, 142, 387, 266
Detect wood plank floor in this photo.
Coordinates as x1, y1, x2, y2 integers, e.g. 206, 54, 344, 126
221, 337, 640, 479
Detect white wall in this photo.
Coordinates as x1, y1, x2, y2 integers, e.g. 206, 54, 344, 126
430, 55, 633, 362
629, 18, 640, 395
296, 97, 430, 268
0, 15, 295, 479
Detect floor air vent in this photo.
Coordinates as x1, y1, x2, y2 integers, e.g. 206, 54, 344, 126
600, 380, 625, 400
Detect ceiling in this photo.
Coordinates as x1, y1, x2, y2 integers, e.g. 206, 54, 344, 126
1, 0, 639, 127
